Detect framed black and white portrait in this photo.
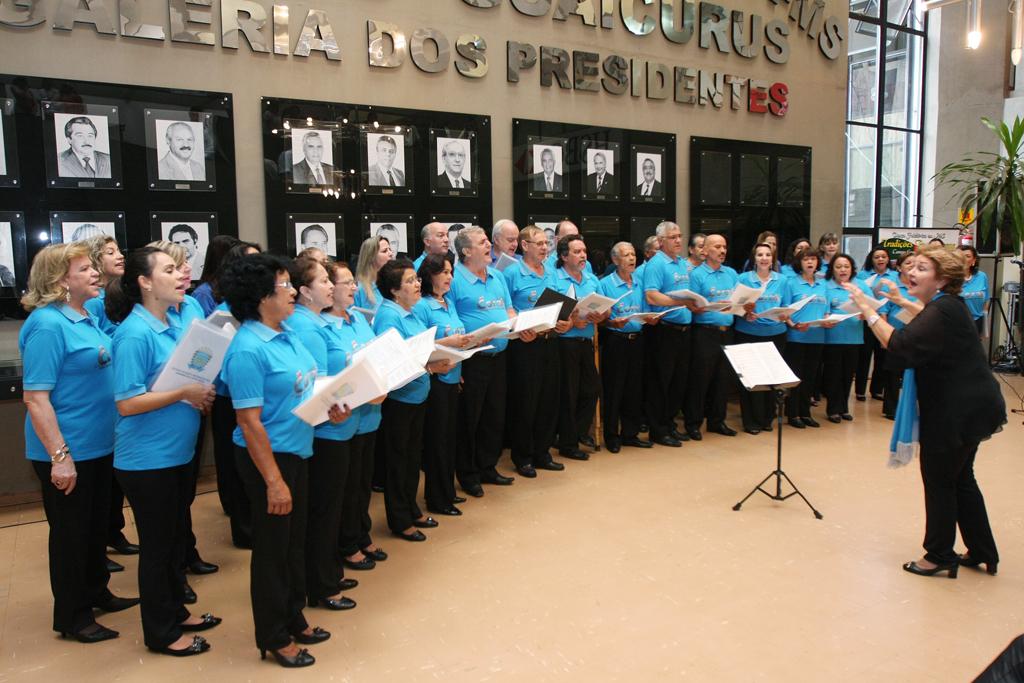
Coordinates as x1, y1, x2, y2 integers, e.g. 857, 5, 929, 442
527, 215, 570, 253
430, 130, 477, 197
362, 214, 413, 256
150, 212, 217, 281
430, 214, 479, 256
632, 145, 666, 203
49, 211, 127, 246
581, 140, 620, 201
286, 214, 344, 258
286, 123, 339, 193
527, 136, 568, 199
361, 129, 413, 196
42, 101, 122, 190
0, 99, 19, 188
145, 108, 216, 192
0, 212, 27, 293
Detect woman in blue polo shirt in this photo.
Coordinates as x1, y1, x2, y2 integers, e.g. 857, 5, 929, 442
959, 245, 989, 336
823, 254, 871, 423
20, 243, 136, 644
734, 243, 789, 434
782, 248, 832, 428
779, 238, 811, 279
354, 236, 392, 311
107, 247, 218, 657
220, 253, 344, 668
878, 252, 921, 419
286, 256, 358, 613
553, 234, 607, 460
414, 253, 472, 515
373, 259, 454, 541
855, 246, 899, 401
323, 261, 388, 572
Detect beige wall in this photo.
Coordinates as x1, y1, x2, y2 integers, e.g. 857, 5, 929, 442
1, 0, 848, 244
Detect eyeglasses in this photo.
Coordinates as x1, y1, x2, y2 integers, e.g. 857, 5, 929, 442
402, 277, 422, 285
274, 282, 295, 290
523, 240, 548, 247
336, 279, 357, 287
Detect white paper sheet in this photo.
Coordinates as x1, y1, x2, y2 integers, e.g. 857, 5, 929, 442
501, 303, 560, 339
666, 289, 709, 307
292, 357, 389, 426
428, 344, 495, 364
758, 295, 815, 321
205, 309, 239, 334
352, 328, 426, 393
406, 327, 437, 367
465, 319, 514, 346
722, 342, 800, 391
575, 291, 627, 316
619, 306, 686, 322
802, 312, 860, 327
151, 319, 233, 394
494, 253, 519, 272
839, 295, 885, 314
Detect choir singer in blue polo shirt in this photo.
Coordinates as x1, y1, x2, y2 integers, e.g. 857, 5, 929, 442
823, 254, 871, 423
782, 248, 834, 428
20, 243, 138, 645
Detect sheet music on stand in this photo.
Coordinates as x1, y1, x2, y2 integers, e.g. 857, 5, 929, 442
723, 342, 800, 391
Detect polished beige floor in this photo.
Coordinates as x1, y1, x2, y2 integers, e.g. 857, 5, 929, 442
1, 379, 1022, 682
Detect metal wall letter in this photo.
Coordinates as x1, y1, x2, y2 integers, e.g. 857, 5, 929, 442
119, 0, 164, 39
646, 62, 670, 100
455, 34, 489, 77
788, 0, 824, 38
763, 19, 789, 64
660, 0, 694, 44
463, 0, 501, 7
294, 9, 339, 60
222, 0, 268, 52
620, 0, 654, 36
509, 0, 550, 16
53, 0, 115, 34
169, 0, 213, 45
273, 4, 288, 54
554, 0, 596, 25
367, 19, 405, 67
818, 16, 844, 60
698, 69, 724, 107
410, 28, 450, 73
673, 66, 697, 104
698, 2, 728, 53
730, 10, 761, 58
540, 46, 571, 88
573, 50, 599, 91
724, 74, 746, 109
0, 0, 45, 28
506, 41, 537, 82
601, 54, 628, 94
601, 0, 613, 28
630, 58, 643, 97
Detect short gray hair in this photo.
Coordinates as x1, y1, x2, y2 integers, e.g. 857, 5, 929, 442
655, 221, 679, 238
454, 225, 486, 262
491, 219, 517, 243
642, 235, 660, 255
610, 241, 634, 260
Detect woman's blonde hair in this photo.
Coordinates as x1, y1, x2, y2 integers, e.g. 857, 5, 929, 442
917, 244, 967, 296
148, 240, 187, 267
355, 236, 385, 306
21, 243, 92, 312
83, 234, 118, 275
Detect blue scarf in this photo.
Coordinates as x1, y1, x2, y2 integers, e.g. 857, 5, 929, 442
888, 292, 943, 467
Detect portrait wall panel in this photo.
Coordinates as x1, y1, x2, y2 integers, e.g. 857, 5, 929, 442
632, 145, 667, 203
149, 212, 218, 281
430, 130, 477, 198
0, 99, 19, 188
286, 123, 341, 193
581, 140, 620, 201
0, 212, 27, 291
526, 136, 568, 200
43, 101, 123, 190
49, 211, 126, 246
362, 213, 414, 256
429, 214, 479, 256
144, 108, 217, 191
286, 213, 345, 257
361, 128, 413, 196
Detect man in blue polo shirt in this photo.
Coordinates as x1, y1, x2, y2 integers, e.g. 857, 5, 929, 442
448, 226, 521, 496
490, 219, 520, 265
643, 221, 693, 447
412, 222, 449, 271
686, 233, 747, 439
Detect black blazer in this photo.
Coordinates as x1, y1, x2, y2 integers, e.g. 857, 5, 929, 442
886, 294, 1005, 451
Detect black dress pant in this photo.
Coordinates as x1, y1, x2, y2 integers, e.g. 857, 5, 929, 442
380, 399, 427, 533
735, 331, 786, 431
116, 463, 192, 650
306, 438, 350, 601
457, 352, 507, 487
423, 378, 459, 510
32, 455, 114, 634
182, 416, 206, 568
600, 331, 644, 442
855, 325, 885, 397
882, 368, 903, 417
686, 325, 737, 431
339, 431, 377, 557
556, 337, 600, 450
107, 474, 127, 547
919, 440, 999, 566
784, 342, 823, 419
644, 324, 691, 439
508, 336, 561, 467
212, 394, 251, 546
235, 447, 309, 651
823, 344, 859, 416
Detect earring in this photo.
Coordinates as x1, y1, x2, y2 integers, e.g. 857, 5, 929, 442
64, 287, 70, 303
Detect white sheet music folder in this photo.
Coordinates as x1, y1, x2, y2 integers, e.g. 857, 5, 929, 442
722, 342, 801, 392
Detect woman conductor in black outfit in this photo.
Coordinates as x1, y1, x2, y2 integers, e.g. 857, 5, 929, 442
845, 245, 1005, 578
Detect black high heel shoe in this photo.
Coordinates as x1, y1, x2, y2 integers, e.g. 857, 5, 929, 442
261, 646, 315, 667
902, 560, 958, 578
180, 613, 222, 632
60, 623, 119, 643
293, 626, 331, 645
959, 554, 998, 575
153, 635, 210, 656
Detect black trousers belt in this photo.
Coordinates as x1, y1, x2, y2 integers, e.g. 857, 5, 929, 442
661, 323, 691, 332
560, 337, 593, 344
696, 323, 731, 332
608, 332, 641, 340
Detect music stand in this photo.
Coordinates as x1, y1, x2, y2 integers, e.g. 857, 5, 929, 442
722, 343, 823, 519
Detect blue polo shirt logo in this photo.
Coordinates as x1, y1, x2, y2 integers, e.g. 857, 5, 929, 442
477, 296, 504, 310
97, 345, 112, 368
528, 289, 539, 303
708, 286, 734, 299
673, 272, 687, 283
293, 367, 317, 395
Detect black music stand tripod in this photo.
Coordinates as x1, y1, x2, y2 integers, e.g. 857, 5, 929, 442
732, 387, 823, 519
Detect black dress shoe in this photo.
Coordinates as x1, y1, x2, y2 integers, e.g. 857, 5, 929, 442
855, 394, 866, 402
154, 635, 210, 657
109, 540, 139, 556
558, 448, 590, 460
371, 484, 384, 493
94, 596, 139, 613
309, 596, 356, 610
958, 553, 998, 575
827, 415, 842, 424
451, 496, 467, 504
361, 547, 388, 562
427, 505, 462, 516
653, 435, 682, 447
343, 555, 375, 571
262, 646, 315, 667
105, 557, 124, 573
579, 435, 597, 449
871, 393, 884, 401
535, 460, 565, 471
180, 613, 222, 632
902, 560, 958, 578
515, 464, 537, 478
802, 417, 821, 428
412, 516, 439, 529
744, 428, 761, 435
394, 529, 426, 542
188, 560, 219, 575
481, 473, 514, 485
183, 583, 197, 605
463, 484, 485, 498
685, 429, 703, 441
670, 428, 691, 442
787, 418, 806, 429
294, 626, 331, 644
761, 422, 773, 432
606, 439, 621, 453
841, 413, 853, 421
621, 437, 653, 449
61, 623, 119, 643
708, 424, 737, 437
338, 578, 359, 590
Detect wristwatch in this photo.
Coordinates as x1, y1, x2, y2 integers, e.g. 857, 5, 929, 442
50, 443, 70, 464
